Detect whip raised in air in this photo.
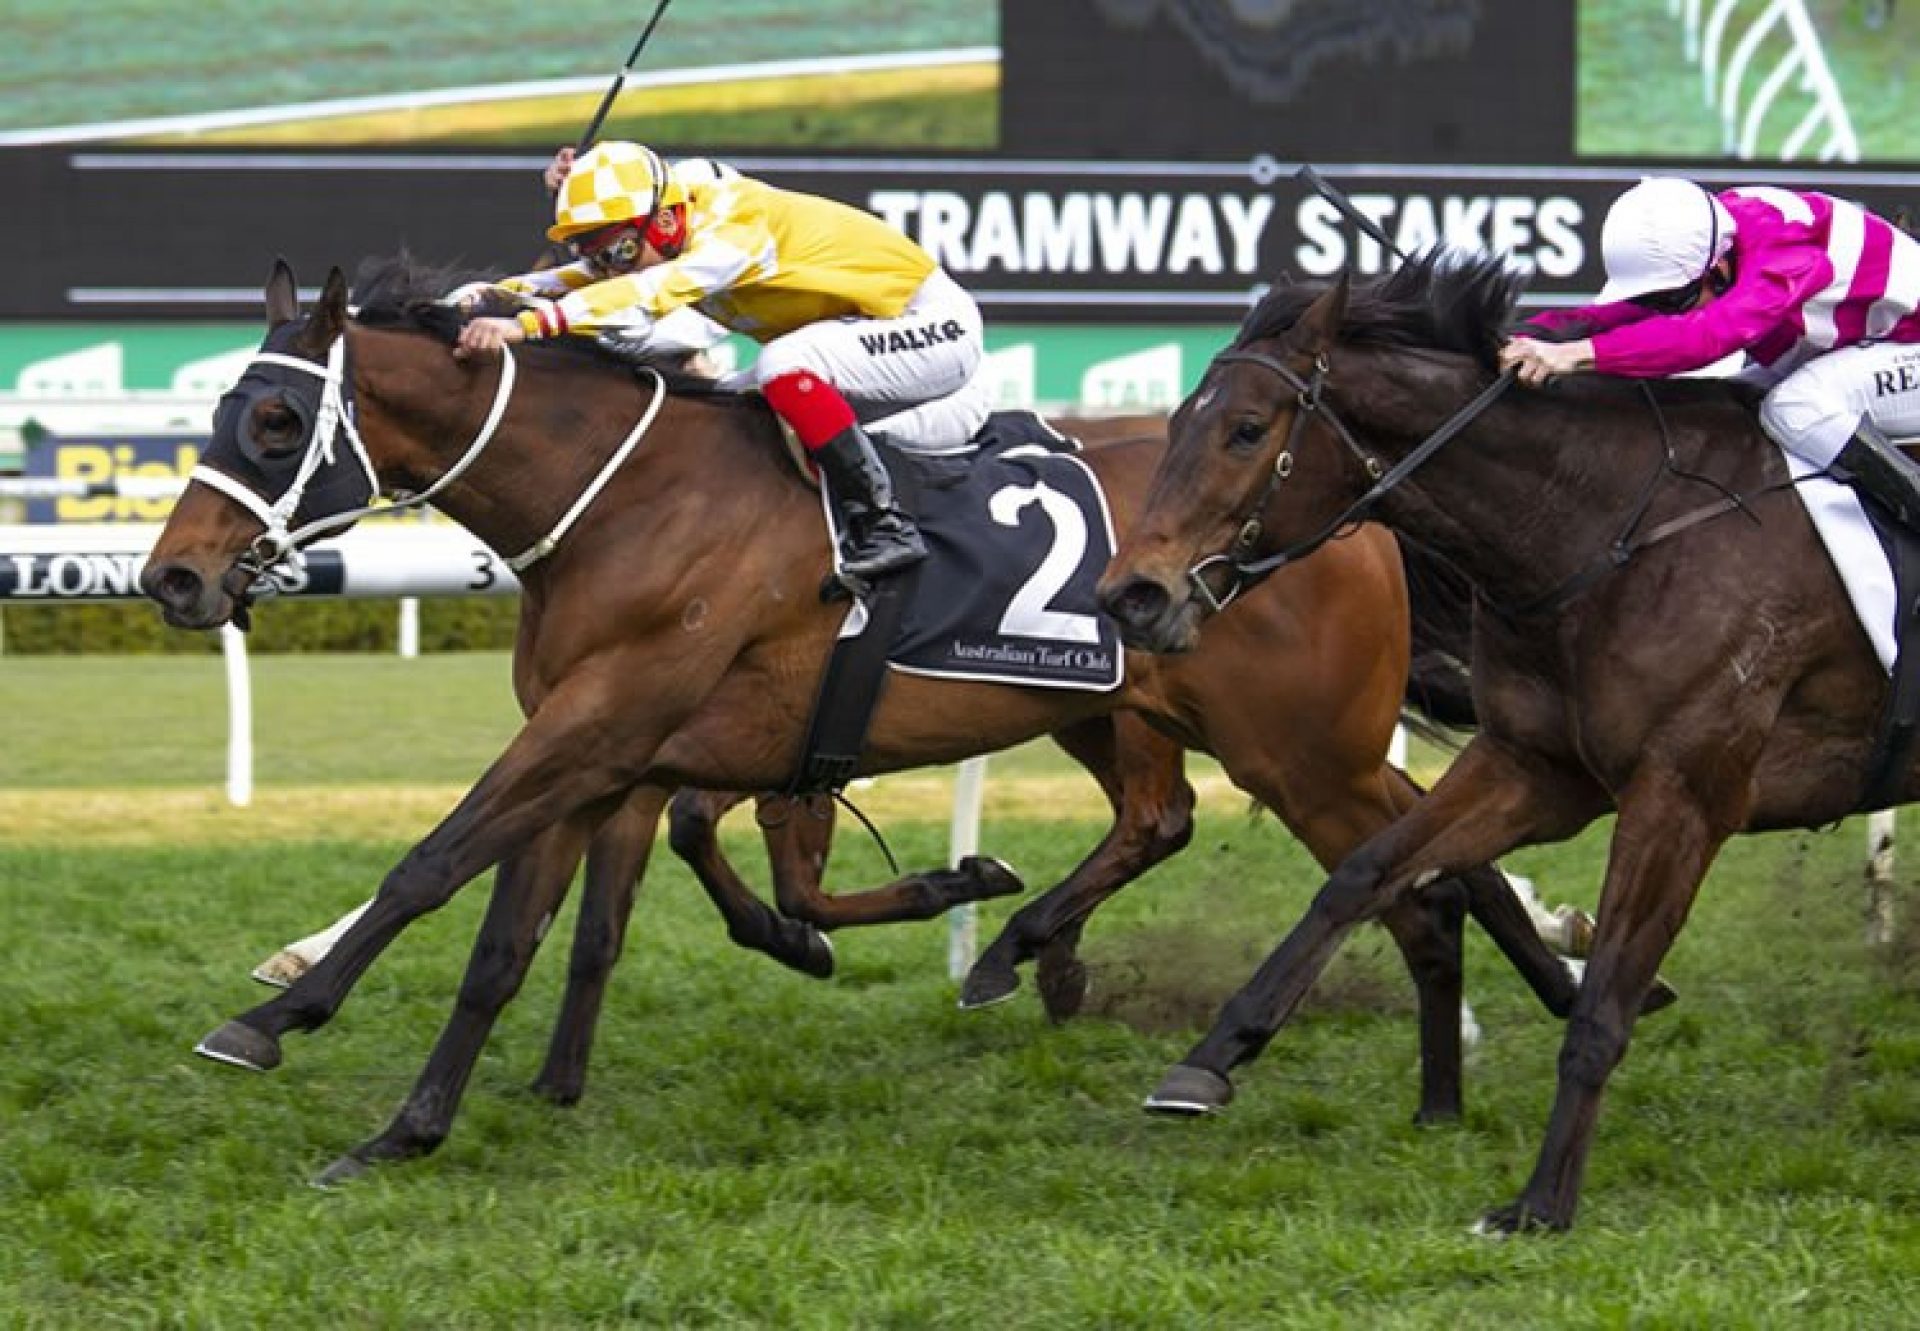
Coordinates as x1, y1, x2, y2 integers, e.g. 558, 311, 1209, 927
577, 0, 675, 152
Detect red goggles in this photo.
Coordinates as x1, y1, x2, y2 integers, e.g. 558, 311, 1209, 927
569, 224, 646, 276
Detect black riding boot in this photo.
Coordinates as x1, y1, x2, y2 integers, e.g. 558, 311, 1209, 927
1832, 422, 1920, 532
814, 425, 928, 582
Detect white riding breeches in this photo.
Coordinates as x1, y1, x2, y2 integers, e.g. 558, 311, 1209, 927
747, 268, 990, 453
1758, 341, 1920, 466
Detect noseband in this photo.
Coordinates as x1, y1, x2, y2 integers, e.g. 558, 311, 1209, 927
1187, 349, 1515, 610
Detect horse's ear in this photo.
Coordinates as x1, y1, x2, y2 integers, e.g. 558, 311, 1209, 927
294, 266, 351, 355
264, 257, 300, 329
1292, 270, 1351, 354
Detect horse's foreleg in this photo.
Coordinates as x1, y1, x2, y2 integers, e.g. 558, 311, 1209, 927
1147, 738, 1594, 1118
196, 692, 649, 1072
664, 789, 834, 976
963, 716, 1194, 1018
532, 787, 669, 1107
1374, 763, 1597, 1023
1373, 879, 1468, 1123
1479, 761, 1740, 1234
316, 815, 596, 1186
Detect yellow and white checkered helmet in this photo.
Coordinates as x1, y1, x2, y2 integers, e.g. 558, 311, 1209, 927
547, 141, 686, 243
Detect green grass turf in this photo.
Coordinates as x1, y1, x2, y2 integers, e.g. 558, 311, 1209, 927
4, 653, 1920, 1322
4, 813, 1920, 1325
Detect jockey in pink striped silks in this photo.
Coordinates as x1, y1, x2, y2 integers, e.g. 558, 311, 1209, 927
1501, 176, 1920, 534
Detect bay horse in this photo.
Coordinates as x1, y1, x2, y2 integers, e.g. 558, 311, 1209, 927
140, 256, 1581, 1184
1098, 247, 1910, 1232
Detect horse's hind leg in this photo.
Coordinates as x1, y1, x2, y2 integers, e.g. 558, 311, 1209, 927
250, 899, 371, 988
962, 715, 1195, 1018
751, 794, 1026, 929
665, 788, 834, 977
531, 787, 667, 1107
315, 814, 596, 1185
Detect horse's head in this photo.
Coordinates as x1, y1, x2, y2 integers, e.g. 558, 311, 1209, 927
1101, 250, 1523, 653
142, 258, 372, 629
1099, 273, 1370, 652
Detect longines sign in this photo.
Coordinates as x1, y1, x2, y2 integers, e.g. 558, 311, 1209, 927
6, 149, 1920, 320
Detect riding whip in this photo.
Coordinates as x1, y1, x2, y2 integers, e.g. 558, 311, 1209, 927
1295, 163, 1409, 266
577, 0, 676, 152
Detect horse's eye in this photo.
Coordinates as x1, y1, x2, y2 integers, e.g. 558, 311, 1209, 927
1229, 418, 1267, 450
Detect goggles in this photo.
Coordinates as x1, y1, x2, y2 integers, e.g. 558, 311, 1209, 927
569, 224, 646, 276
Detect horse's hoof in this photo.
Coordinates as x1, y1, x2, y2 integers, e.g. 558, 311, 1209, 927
1143, 1064, 1233, 1116
1471, 1201, 1567, 1236
194, 1020, 282, 1072
1642, 976, 1679, 1015
796, 929, 836, 980
957, 959, 1020, 1010
956, 855, 1026, 900
531, 1075, 585, 1108
311, 1153, 369, 1190
249, 951, 307, 989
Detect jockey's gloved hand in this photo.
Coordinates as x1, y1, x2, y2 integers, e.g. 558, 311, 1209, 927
441, 281, 500, 313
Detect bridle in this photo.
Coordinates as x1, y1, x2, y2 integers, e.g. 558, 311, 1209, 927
192, 326, 666, 596
1185, 346, 1516, 612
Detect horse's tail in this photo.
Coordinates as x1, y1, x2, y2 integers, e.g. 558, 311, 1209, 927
1397, 531, 1478, 738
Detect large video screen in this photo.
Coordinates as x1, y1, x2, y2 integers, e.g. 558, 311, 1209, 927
0, 1, 997, 150
1578, 0, 1912, 164
7, 0, 1920, 325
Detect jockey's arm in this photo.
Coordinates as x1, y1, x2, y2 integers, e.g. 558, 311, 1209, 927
1498, 336, 1595, 387
517, 223, 770, 351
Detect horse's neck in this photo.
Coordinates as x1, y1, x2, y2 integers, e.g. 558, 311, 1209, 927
353, 329, 793, 562
1347, 352, 1709, 608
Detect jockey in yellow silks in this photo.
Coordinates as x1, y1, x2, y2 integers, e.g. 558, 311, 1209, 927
455, 141, 990, 583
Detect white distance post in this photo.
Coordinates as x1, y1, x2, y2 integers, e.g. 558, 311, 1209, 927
397, 596, 420, 659
948, 756, 989, 979
220, 623, 252, 807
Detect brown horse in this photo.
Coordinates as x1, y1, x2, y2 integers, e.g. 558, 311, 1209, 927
1098, 248, 1909, 1232
140, 256, 1580, 1184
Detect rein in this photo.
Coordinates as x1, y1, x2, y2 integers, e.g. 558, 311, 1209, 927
1196, 350, 1803, 621
194, 331, 666, 586
1186, 350, 1515, 611
1495, 382, 1792, 620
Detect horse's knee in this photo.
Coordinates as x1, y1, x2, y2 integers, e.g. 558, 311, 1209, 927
1149, 780, 1198, 860
665, 791, 719, 861
458, 939, 537, 1013
1558, 1015, 1627, 1090
1316, 852, 1390, 929
567, 929, 624, 982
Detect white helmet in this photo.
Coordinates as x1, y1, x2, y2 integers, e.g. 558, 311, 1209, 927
1595, 177, 1736, 305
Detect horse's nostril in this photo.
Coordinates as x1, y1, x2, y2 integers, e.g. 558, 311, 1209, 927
1102, 576, 1170, 628
145, 563, 204, 609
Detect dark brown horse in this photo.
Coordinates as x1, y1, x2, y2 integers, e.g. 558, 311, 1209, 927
141, 256, 1580, 1183
1098, 248, 1908, 1232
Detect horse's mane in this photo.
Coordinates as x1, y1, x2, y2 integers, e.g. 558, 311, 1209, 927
1235, 248, 1527, 370
348, 252, 727, 397
351, 253, 483, 343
